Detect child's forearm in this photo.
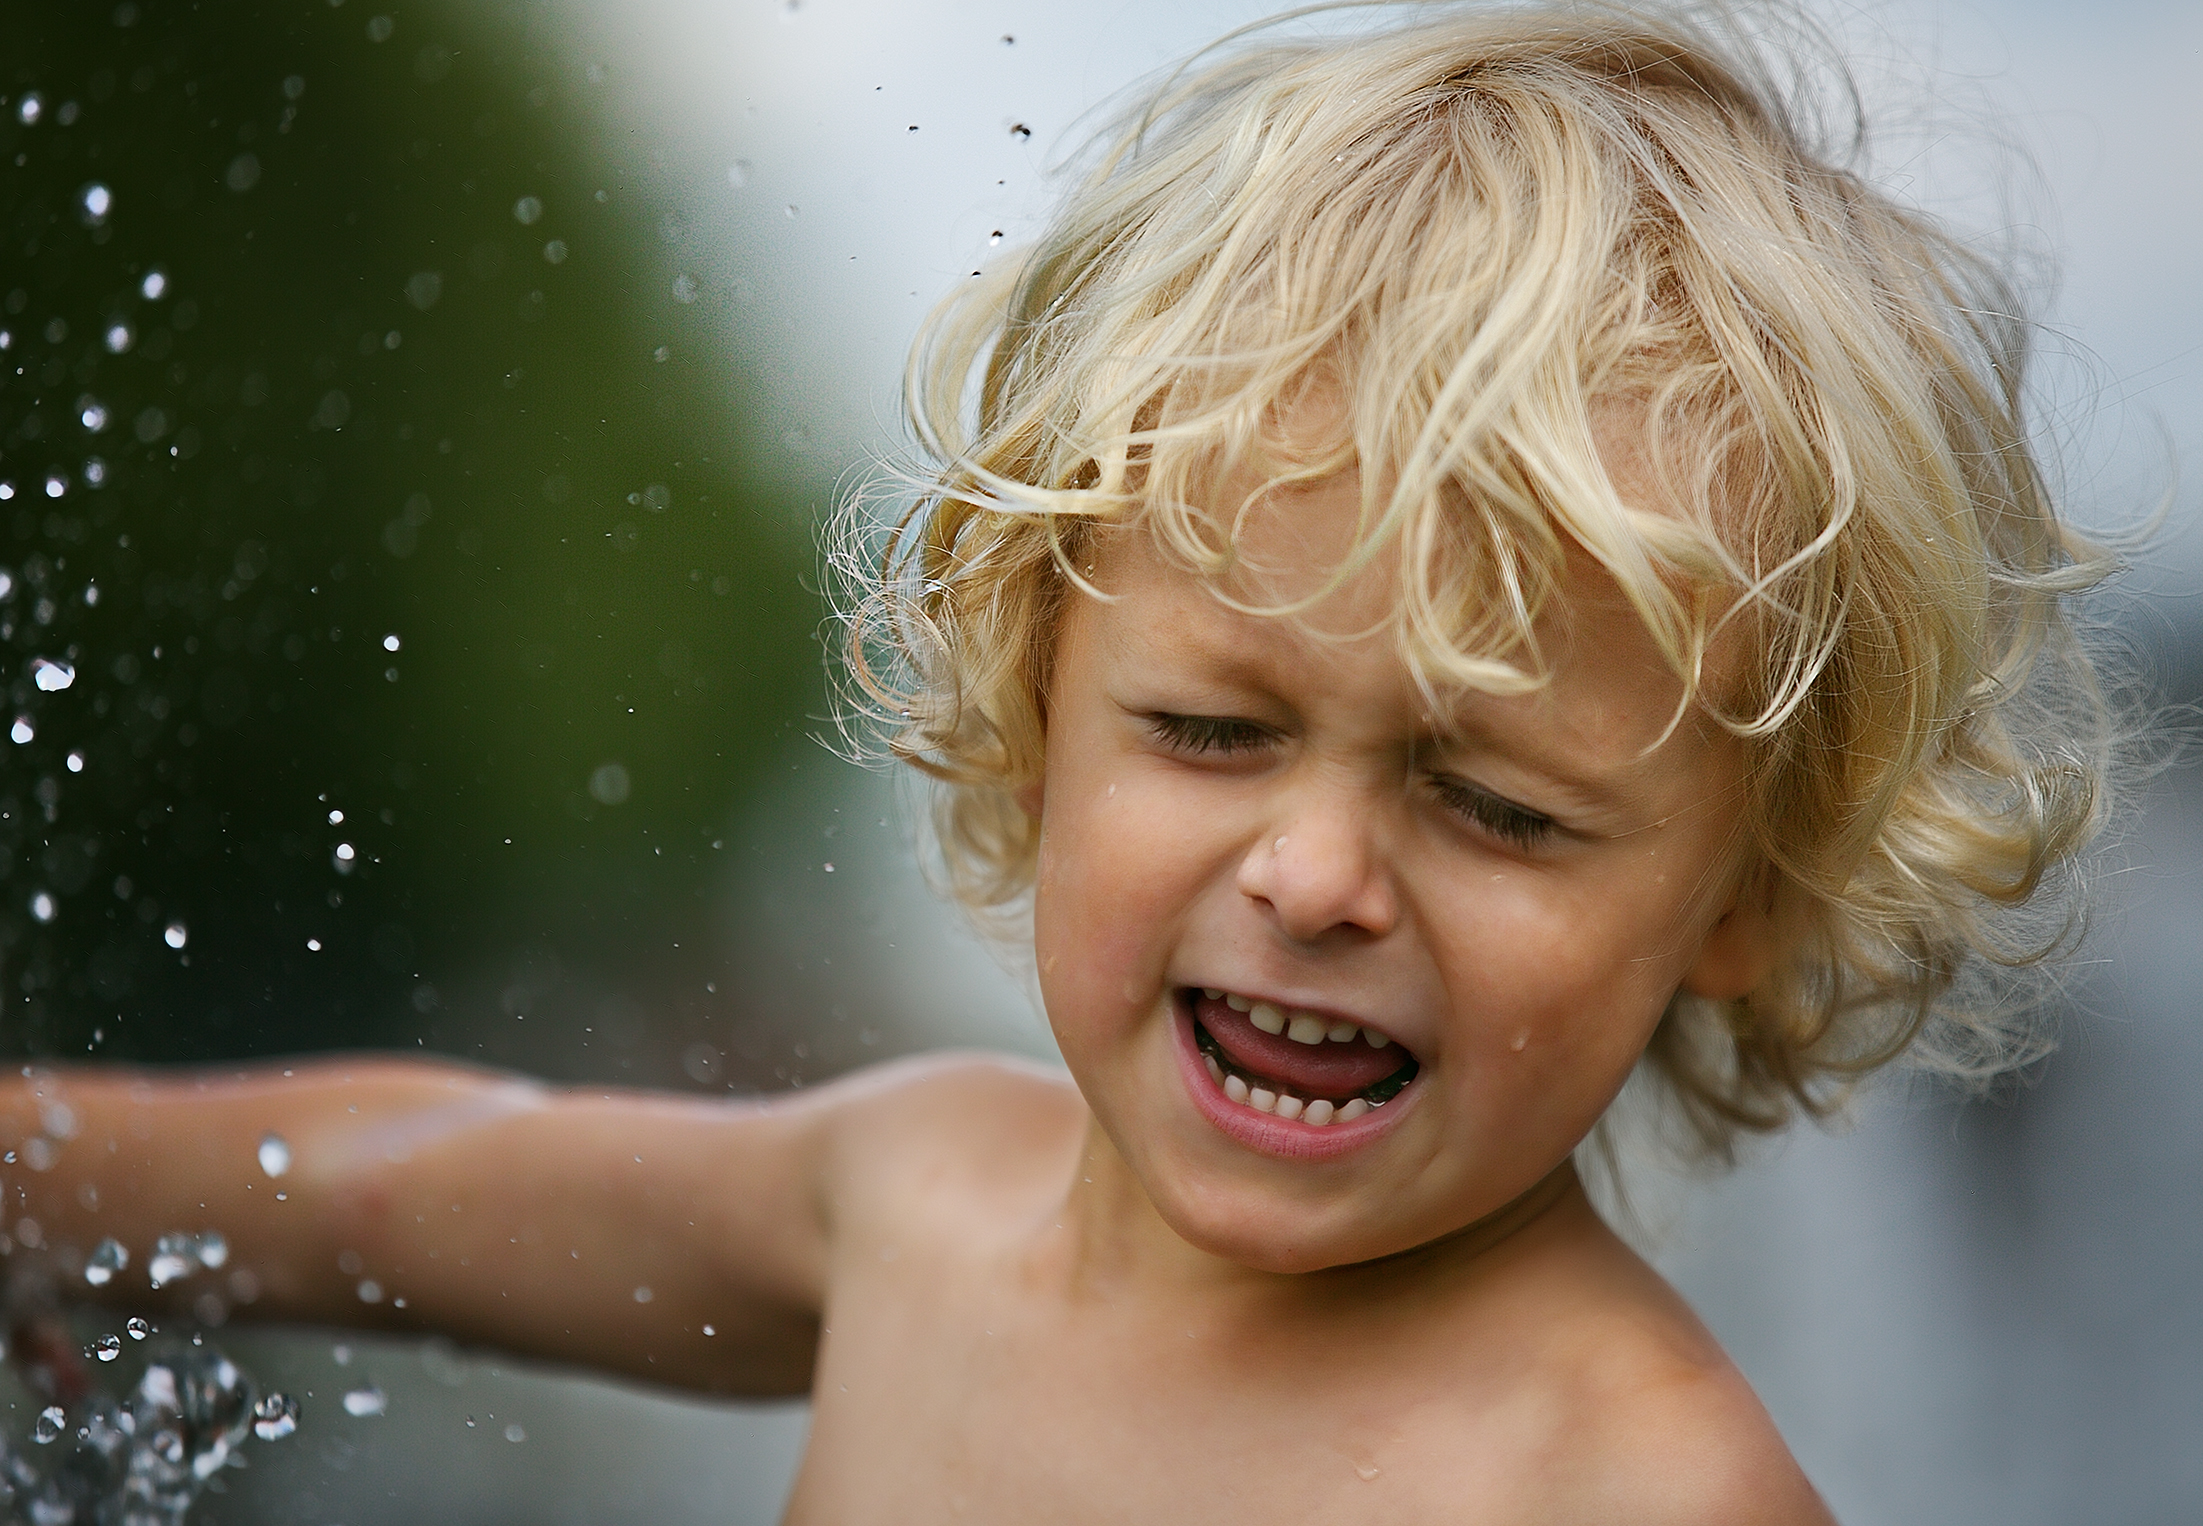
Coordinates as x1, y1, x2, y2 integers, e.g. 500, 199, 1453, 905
0, 1057, 828, 1395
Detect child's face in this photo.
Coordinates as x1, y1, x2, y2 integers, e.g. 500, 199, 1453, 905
1029, 427, 1776, 1272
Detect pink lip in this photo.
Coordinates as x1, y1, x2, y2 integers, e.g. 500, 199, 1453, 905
1170, 999, 1416, 1161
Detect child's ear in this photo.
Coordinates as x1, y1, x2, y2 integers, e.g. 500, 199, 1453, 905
1680, 865, 1783, 1002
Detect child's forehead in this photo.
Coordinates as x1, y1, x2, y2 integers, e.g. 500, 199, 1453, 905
1093, 388, 1758, 719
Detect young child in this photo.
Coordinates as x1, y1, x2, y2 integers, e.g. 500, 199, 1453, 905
0, 3, 2112, 1519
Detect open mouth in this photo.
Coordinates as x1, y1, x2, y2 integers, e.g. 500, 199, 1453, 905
1184, 988, 1419, 1126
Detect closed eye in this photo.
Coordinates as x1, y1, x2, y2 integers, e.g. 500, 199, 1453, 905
1429, 776, 1553, 849
1146, 712, 1276, 755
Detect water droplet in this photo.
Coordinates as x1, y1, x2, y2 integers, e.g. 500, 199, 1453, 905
587, 762, 630, 805
92, 1333, 122, 1362
16, 93, 43, 126
84, 1236, 128, 1286
79, 182, 113, 225
126, 1316, 151, 1340
196, 1230, 229, 1268
163, 920, 187, 949
253, 1391, 300, 1440
283, 74, 306, 100
11, 716, 32, 745
1356, 1464, 1381, 1481
1010, 122, 1032, 141
33, 656, 75, 691
79, 398, 108, 432
148, 1230, 197, 1287
328, 808, 345, 824
822, 862, 835, 873
103, 318, 134, 353
0, 483, 12, 501
382, 632, 401, 653
671, 272, 697, 303
140, 269, 168, 300
44, 473, 67, 498
33, 1405, 64, 1444
404, 270, 443, 310
226, 152, 262, 192
542, 239, 568, 264
29, 891, 55, 924
306, 937, 322, 951
702, 1324, 716, 1336
632, 1285, 653, 1303
65, 750, 83, 773
81, 581, 98, 605
726, 160, 750, 187
342, 1386, 387, 1417
504, 1422, 526, 1443
366, 14, 394, 42
989, 229, 1004, 246
512, 194, 543, 225
783, 203, 798, 219
258, 1132, 291, 1178
356, 1278, 383, 1303
333, 842, 356, 872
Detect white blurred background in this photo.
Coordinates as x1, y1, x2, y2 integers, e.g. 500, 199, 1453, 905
198, 1, 2203, 1520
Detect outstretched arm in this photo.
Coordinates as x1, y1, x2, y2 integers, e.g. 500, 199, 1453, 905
0, 1057, 837, 1395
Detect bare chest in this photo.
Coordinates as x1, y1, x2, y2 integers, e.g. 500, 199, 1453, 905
776, 1248, 1543, 1526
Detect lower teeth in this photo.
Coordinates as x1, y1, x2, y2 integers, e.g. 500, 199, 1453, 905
1197, 1020, 1406, 1125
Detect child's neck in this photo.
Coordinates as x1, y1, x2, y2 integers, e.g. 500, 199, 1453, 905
1048, 1117, 1588, 1311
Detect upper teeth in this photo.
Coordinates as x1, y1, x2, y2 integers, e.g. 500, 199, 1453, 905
1202, 989, 1392, 1049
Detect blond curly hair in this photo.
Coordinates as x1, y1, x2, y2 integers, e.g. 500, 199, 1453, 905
838, 0, 2114, 1157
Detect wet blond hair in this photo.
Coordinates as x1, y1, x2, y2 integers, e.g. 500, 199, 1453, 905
838, 0, 2114, 1156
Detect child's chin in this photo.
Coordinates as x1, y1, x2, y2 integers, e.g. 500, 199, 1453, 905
1139, 1175, 1416, 1274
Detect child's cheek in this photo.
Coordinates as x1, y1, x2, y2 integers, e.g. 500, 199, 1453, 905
1032, 785, 1177, 1045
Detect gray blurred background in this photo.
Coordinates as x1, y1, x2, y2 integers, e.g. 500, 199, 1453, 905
0, 0, 2196, 1521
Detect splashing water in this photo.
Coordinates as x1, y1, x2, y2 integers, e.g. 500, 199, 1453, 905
0, 1345, 299, 1524
0, 1253, 301, 1525
339, 1386, 386, 1418
255, 1135, 289, 1179
81, 1242, 127, 1290
248, 1393, 297, 1442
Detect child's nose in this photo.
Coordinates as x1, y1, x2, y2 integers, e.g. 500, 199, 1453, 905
1234, 792, 1400, 945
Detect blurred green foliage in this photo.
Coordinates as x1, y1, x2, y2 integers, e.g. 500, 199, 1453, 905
0, 0, 820, 1066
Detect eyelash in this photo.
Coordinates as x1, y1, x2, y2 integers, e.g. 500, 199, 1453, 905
1151, 714, 1555, 848
1429, 777, 1554, 849
1146, 713, 1275, 754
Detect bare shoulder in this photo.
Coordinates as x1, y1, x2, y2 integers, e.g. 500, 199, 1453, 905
1571, 1329, 1832, 1526
810, 1051, 1086, 1219
1405, 1192, 1832, 1526
1518, 1213, 1834, 1525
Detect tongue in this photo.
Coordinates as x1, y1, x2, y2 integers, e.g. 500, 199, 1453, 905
1194, 994, 1410, 1096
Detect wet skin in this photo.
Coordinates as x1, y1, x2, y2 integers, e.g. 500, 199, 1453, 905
0, 435, 1830, 1522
